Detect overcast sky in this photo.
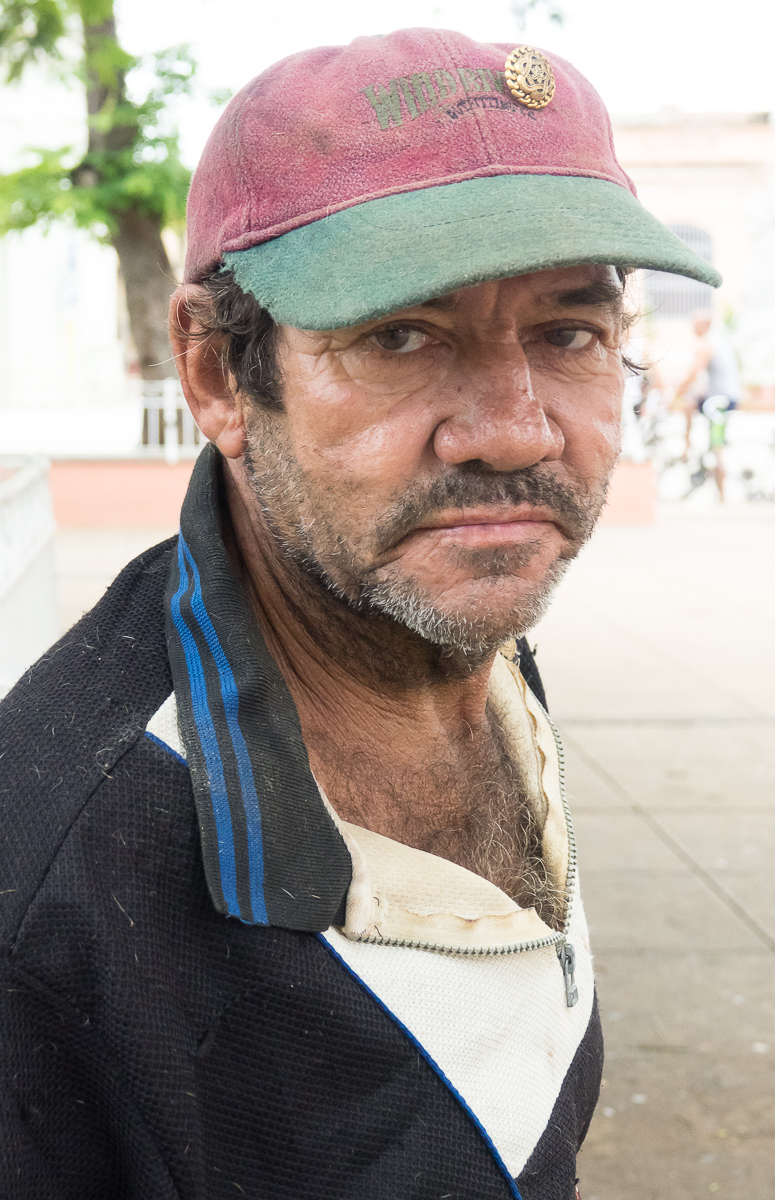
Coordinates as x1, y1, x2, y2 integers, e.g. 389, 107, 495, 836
2, 0, 775, 171
114, 0, 775, 167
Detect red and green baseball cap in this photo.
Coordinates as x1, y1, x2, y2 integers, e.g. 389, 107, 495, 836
184, 27, 720, 329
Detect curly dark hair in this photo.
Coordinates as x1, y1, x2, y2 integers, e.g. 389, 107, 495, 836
175, 269, 284, 410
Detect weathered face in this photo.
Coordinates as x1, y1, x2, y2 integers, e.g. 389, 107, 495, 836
242, 264, 625, 653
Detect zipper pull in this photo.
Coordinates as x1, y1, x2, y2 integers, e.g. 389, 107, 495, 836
557, 941, 579, 1007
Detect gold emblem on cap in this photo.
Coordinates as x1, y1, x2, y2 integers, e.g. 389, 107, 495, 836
504, 46, 555, 109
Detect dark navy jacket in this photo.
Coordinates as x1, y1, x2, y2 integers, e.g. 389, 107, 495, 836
0, 447, 602, 1199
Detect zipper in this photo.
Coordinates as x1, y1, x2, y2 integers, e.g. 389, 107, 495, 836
352, 707, 580, 1007
557, 940, 579, 1008
545, 708, 580, 1008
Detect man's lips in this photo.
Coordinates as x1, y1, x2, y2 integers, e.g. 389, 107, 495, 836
417, 505, 558, 530
398, 506, 563, 549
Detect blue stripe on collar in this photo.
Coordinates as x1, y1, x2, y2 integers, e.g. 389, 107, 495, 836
164, 445, 351, 931
170, 533, 267, 924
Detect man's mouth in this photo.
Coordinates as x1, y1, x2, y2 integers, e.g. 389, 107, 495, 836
368, 466, 598, 565
400, 505, 562, 549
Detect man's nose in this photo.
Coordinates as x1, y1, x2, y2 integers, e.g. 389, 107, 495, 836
432, 348, 563, 473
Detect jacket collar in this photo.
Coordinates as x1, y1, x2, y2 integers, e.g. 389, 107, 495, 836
165, 444, 352, 929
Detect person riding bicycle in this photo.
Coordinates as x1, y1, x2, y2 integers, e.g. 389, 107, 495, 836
677, 309, 740, 500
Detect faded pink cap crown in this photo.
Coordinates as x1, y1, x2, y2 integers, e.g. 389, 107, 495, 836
185, 27, 719, 328
186, 28, 633, 278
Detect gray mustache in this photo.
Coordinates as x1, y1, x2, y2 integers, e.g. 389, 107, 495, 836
374, 465, 599, 548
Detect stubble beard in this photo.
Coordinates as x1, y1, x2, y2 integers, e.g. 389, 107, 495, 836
242, 410, 609, 659
360, 547, 568, 658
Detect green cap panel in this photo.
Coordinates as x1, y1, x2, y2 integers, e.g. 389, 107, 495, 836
225, 173, 721, 330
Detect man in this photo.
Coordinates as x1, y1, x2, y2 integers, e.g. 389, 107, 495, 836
678, 308, 740, 497
0, 30, 718, 1200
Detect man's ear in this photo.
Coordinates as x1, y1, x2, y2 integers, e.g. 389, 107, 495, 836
168, 284, 246, 460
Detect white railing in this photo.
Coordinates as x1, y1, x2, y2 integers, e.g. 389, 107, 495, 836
0, 456, 56, 603
0, 381, 203, 462
139, 379, 202, 464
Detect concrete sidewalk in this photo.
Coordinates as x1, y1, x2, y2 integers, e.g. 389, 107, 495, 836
53, 505, 775, 1199
532, 506, 775, 1200
54, 526, 176, 634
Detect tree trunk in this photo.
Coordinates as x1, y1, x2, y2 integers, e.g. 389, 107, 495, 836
81, 7, 133, 157
112, 209, 177, 380
80, 2, 176, 380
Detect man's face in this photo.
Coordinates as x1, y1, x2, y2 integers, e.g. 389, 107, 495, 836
241, 264, 625, 654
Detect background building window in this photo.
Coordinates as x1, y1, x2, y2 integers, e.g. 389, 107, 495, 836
644, 224, 714, 319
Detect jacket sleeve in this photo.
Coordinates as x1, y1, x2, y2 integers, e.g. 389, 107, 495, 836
0, 961, 178, 1200
0, 961, 119, 1197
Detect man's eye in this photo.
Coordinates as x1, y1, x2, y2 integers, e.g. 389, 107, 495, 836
544, 328, 595, 349
371, 327, 430, 353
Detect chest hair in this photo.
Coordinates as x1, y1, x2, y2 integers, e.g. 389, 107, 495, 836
311, 706, 565, 930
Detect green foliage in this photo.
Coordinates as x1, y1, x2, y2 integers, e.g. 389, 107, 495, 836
0, 0, 194, 237
0, 136, 191, 238
0, 0, 67, 81
0, 148, 77, 229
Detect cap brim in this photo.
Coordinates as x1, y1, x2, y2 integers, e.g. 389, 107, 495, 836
224, 174, 722, 330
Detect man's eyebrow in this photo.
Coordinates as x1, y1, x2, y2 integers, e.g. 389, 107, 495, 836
418, 293, 458, 312
415, 280, 625, 314
400, 279, 625, 321
552, 280, 625, 311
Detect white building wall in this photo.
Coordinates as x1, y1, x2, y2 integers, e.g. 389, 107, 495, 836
0, 67, 143, 453
612, 112, 775, 391
0, 225, 127, 411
